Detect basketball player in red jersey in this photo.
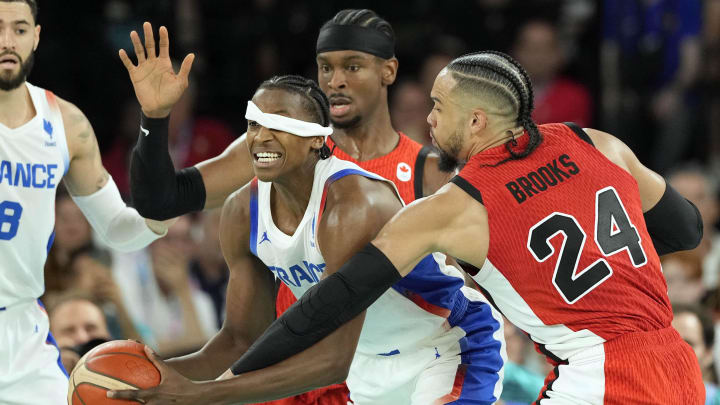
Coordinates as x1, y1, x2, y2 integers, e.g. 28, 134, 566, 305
125, 11, 452, 404
216, 51, 707, 404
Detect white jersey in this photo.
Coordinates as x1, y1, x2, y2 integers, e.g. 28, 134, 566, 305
0, 83, 70, 307
250, 156, 470, 355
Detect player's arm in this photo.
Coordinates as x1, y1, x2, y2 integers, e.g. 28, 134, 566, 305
586, 128, 703, 254
163, 184, 277, 380
58, 98, 169, 251
120, 22, 254, 219
195, 134, 254, 210
191, 175, 403, 402
225, 182, 489, 375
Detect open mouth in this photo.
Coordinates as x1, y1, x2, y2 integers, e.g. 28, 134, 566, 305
329, 96, 352, 117
253, 151, 283, 165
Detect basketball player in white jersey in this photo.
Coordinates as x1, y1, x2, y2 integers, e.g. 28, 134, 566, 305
0, 2, 173, 403
109, 73, 505, 404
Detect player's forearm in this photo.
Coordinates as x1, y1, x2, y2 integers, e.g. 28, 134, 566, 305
229, 244, 400, 374
166, 330, 250, 380
130, 114, 206, 219
200, 343, 347, 404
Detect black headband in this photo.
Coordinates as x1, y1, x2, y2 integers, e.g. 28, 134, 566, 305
316, 25, 394, 59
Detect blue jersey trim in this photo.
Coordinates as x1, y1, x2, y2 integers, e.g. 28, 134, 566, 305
37, 299, 69, 378
46, 230, 55, 254
249, 179, 259, 256
326, 168, 385, 184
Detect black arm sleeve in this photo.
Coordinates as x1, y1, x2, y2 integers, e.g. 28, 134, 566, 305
129, 113, 207, 220
230, 243, 401, 375
643, 183, 703, 255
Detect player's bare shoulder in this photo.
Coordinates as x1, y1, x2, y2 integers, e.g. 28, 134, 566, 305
323, 174, 402, 225
55, 96, 95, 156
219, 181, 254, 259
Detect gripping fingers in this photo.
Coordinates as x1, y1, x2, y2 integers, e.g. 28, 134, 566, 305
130, 30, 146, 63
143, 22, 156, 60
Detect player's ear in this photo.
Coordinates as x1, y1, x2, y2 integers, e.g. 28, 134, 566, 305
33, 25, 41, 51
311, 136, 324, 151
380, 57, 398, 86
469, 108, 487, 136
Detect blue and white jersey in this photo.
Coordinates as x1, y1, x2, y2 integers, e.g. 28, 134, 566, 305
250, 156, 475, 355
0, 83, 70, 307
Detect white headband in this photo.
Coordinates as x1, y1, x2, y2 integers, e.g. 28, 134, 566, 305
245, 101, 333, 138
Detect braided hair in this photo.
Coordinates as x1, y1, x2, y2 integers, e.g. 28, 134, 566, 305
446, 51, 542, 165
257, 75, 333, 159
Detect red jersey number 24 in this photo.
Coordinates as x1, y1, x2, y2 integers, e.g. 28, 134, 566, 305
527, 187, 648, 304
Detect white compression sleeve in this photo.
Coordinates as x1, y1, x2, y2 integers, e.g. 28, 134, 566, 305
71, 176, 166, 252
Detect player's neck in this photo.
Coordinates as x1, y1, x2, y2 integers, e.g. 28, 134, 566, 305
331, 103, 399, 161
0, 83, 35, 129
270, 159, 317, 229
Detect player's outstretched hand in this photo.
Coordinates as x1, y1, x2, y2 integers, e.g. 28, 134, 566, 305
119, 22, 195, 119
107, 346, 201, 404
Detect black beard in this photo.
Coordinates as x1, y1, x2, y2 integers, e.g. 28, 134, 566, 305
330, 115, 362, 129
435, 146, 461, 172
0, 51, 35, 91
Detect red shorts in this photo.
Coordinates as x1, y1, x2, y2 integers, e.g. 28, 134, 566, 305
536, 327, 704, 404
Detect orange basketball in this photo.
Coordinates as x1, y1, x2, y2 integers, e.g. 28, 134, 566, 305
67, 340, 160, 405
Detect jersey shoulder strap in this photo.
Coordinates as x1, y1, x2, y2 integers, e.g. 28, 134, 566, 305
450, 175, 483, 204
413, 145, 432, 199
564, 122, 594, 146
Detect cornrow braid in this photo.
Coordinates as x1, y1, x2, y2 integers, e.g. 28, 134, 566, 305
447, 51, 542, 165
257, 75, 333, 159
258, 75, 330, 127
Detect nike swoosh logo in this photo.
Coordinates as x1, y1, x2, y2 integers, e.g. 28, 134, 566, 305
141, 126, 149, 136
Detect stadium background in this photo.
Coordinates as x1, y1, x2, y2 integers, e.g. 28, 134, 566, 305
35, 1, 720, 404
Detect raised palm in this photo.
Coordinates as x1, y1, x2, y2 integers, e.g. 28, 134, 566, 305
119, 22, 195, 118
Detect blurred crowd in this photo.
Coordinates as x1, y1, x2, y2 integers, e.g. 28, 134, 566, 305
32, 0, 720, 404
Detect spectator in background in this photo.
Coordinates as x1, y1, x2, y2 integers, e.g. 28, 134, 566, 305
667, 164, 720, 289
663, 254, 706, 305
672, 304, 720, 405
111, 216, 217, 356
44, 191, 140, 342
390, 80, 431, 145
190, 210, 229, 329
512, 19, 592, 127
47, 293, 112, 373
601, 0, 702, 173
500, 321, 545, 405
705, 0, 720, 177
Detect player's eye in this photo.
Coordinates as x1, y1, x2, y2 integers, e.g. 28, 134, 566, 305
15, 29, 26, 35
347, 65, 360, 72
320, 65, 331, 73
247, 120, 259, 128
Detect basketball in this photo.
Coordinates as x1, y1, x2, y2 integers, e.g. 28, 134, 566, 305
67, 340, 160, 405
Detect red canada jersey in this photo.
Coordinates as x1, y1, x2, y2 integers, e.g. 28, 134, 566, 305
327, 132, 428, 205
456, 123, 671, 361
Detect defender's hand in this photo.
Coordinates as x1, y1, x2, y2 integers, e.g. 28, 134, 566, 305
119, 22, 195, 119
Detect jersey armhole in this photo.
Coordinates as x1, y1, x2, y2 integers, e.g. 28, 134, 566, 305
413, 145, 432, 199
249, 178, 259, 257
450, 175, 483, 204
564, 122, 594, 146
